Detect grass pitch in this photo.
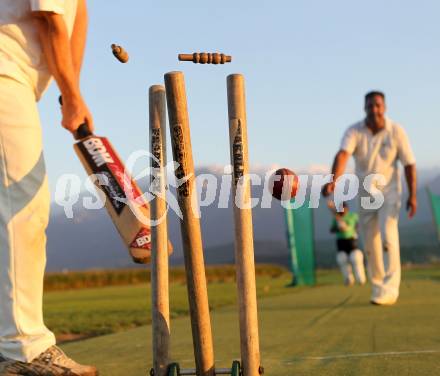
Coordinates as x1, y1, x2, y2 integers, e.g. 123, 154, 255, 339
58, 267, 440, 375
44, 270, 290, 338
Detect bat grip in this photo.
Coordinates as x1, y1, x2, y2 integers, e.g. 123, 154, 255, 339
75, 123, 92, 140
58, 95, 93, 140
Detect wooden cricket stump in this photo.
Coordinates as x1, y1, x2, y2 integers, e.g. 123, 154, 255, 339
164, 71, 215, 376
149, 85, 170, 376
227, 74, 262, 376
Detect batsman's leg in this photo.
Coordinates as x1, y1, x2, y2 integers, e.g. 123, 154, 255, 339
0, 77, 55, 362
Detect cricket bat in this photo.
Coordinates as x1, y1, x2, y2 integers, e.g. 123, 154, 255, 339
63, 98, 172, 264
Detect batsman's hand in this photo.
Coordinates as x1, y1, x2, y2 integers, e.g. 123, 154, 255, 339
406, 195, 417, 219
322, 182, 335, 197
60, 95, 94, 134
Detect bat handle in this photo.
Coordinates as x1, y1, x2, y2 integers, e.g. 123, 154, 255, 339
75, 123, 92, 140
58, 96, 93, 140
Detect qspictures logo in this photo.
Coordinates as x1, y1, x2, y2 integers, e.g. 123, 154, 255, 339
55, 149, 388, 225
82, 138, 115, 167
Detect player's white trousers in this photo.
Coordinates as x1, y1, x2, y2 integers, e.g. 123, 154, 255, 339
359, 195, 401, 300
336, 252, 353, 284
0, 77, 56, 362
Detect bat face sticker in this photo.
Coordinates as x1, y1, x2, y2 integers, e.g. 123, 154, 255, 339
82, 138, 115, 167
77, 137, 143, 215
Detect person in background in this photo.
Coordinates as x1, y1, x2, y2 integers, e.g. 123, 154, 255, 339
323, 91, 417, 305
328, 201, 367, 286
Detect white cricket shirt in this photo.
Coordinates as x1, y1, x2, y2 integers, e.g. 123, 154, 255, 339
340, 117, 416, 196
0, 0, 78, 100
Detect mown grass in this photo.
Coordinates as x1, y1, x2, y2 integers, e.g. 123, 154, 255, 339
60, 265, 440, 376
43, 265, 440, 341
43, 265, 292, 339
43, 264, 287, 291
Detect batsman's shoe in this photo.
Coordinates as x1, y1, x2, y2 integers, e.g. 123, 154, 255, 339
0, 346, 98, 375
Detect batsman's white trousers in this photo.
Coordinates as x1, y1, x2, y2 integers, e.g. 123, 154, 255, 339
359, 194, 401, 300
0, 77, 56, 362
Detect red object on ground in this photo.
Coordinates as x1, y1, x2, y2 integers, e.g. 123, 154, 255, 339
270, 168, 299, 201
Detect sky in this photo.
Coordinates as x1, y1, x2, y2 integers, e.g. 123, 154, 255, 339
37, 0, 440, 196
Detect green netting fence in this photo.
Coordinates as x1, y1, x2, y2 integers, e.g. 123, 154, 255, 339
284, 201, 316, 286
428, 188, 440, 242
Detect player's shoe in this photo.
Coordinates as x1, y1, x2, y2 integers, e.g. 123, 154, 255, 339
0, 346, 98, 375
370, 293, 398, 306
